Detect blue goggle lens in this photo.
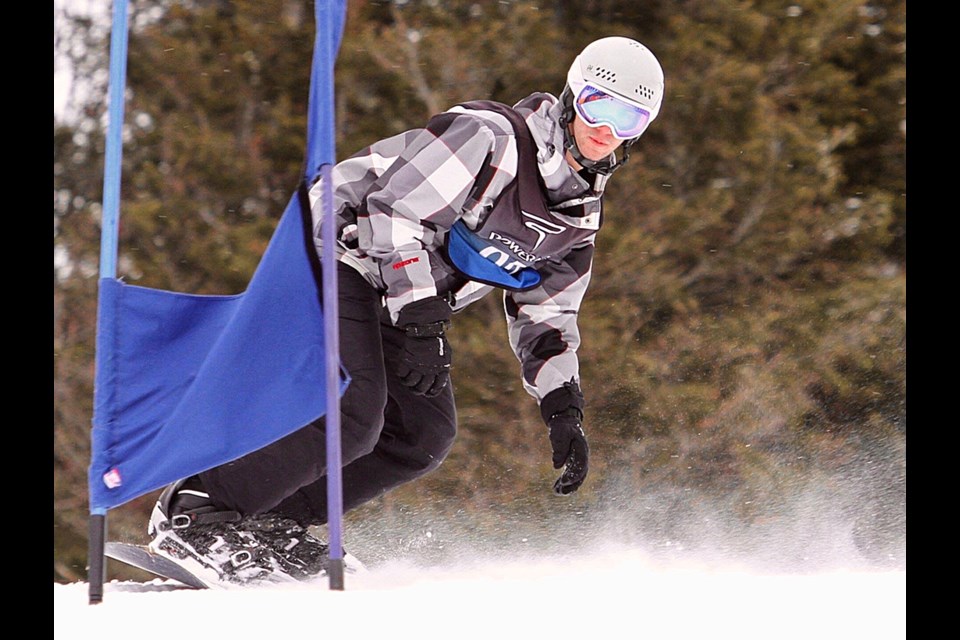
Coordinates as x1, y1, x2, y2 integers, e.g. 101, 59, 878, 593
574, 85, 651, 139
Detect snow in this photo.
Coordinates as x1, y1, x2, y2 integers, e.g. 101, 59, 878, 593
54, 548, 905, 639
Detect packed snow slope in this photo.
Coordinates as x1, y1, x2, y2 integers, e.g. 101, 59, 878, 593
54, 546, 905, 640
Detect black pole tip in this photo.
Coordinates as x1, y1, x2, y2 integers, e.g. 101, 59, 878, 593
328, 559, 345, 591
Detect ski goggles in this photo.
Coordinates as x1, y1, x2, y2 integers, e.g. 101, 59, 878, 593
573, 84, 652, 140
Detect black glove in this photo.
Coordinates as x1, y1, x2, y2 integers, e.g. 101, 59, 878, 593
395, 296, 453, 397
540, 382, 589, 495
548, 409, 589, 495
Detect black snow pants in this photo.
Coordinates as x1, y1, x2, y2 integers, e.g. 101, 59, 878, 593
198, 262, 458, 525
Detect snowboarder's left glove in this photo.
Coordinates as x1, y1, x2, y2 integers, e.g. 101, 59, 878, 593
396, 296, 453, 398
547, 410, 589, 495
541, 382, 589, 495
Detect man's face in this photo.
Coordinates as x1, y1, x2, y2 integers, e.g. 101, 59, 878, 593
570, 115, 624, 163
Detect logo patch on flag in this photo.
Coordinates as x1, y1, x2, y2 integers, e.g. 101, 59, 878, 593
103, 468, 123, 489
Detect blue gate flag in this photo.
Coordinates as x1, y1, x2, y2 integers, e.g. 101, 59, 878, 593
89, 195, 349, 511
88, 0, 349, 513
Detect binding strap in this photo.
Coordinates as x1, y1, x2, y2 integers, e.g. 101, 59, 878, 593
159, 507, 243, 531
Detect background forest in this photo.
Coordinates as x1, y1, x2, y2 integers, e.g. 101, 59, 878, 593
53, 0, 906, 583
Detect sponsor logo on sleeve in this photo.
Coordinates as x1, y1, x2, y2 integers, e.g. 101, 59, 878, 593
392, 257, 421, 270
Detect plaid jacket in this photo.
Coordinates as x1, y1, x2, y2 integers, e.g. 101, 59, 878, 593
308, 92, 611, 405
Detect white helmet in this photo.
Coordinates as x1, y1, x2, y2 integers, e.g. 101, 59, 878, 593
568, 36, 664, 128
560, 36, 664, 173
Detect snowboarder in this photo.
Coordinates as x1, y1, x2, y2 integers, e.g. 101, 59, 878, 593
147, 36, 665, 585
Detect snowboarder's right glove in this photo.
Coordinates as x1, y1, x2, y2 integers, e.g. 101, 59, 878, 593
541, 382, 589, 495
396, 296, 453, 398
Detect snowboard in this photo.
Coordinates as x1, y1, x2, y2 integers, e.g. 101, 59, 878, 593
105, 542, 209, 589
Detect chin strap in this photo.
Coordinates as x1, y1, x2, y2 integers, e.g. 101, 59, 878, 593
558, 86, 637, 177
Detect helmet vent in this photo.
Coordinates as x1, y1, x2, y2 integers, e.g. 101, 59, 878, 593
635, 84, 656, 101
587, 65, 617, 83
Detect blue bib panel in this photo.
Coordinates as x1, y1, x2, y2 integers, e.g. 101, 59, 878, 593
446, 219, 542, 291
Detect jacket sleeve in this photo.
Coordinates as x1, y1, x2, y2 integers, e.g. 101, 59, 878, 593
356, 113, 508, 323
504, 237, 595, 404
